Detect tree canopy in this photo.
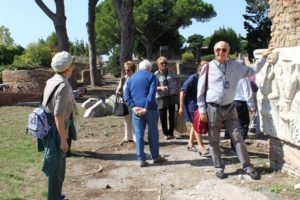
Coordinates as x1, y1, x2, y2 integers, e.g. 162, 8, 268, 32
0, 26, 14, 46
95, 0, 216, 59
243, 0, 271, 62
208, 27, 241, 54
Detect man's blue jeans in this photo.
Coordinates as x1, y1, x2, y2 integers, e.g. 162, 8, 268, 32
132, 109, 159, 161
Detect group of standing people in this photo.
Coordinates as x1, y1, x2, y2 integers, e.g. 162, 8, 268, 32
120, 40, 273, 181
39, 40, 272, 199
118, 55, 210, 166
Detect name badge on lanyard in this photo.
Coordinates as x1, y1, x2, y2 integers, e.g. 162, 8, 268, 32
223, 79, 230, 89
219, 62, 229, 89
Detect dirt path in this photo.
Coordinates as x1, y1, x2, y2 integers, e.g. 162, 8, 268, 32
61, 77, 298, 200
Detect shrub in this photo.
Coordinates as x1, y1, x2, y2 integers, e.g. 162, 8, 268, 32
107, 48, 120, 77
201, 54, 215, 62
182, 50, 194, 62
201, 53, 237, 62
0, 44, 24, 65
13, 43, 52, 68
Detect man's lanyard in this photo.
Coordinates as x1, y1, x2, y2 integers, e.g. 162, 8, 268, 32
214, 60, 227, 76
214, 60, 230, 89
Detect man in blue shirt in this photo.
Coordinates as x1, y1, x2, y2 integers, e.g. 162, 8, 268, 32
197, 41, 273, 179
124, 59, 166, 167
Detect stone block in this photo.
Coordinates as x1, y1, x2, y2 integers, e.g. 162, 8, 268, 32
81, 69, 101, 85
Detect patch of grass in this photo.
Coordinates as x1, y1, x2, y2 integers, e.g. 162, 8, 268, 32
254, 186, 262, 191
269, 183, 300, 199
0, 106, 47, 199
269, 184, 289, 193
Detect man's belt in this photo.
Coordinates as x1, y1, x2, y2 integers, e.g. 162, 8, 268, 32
207, 102, 232, 109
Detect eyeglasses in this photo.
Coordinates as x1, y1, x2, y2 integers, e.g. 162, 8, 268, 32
125, 69, 132, 72
216, 48, 227, 53
160, 62, 167, 65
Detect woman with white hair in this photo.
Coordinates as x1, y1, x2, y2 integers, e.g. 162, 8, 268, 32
154, 56, 179, 140
38, 51, 76, 200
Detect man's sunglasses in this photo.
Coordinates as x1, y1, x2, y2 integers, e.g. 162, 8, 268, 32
216, 48, 227, 53
160, 62, 167, 65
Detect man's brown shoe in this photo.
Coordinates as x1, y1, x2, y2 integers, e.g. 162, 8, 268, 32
153, 155, 166, 164
139, 160, 148, 167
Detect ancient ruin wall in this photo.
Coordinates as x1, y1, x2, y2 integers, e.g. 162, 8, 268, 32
255, 0, 300, 174
268, 0, 300, 47
2, 69, 54, 93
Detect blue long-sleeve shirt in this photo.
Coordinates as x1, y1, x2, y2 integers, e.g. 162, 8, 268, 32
124, 69, 157, 110
197, 57, 267, 113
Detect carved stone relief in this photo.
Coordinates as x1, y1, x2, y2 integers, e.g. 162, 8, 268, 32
254, 46, 300, 145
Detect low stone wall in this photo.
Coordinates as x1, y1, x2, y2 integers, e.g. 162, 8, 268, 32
2, 69, 54, 93
0, 92, 42, 106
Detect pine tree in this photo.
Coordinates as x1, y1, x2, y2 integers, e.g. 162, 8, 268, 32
243, 0, 271, 62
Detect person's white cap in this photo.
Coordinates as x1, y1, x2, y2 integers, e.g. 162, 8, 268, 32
51, 51, 73, 72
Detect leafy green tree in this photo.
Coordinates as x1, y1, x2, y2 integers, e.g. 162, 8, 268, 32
96, 0, 216, 59
135, 29, 184, 58
243, 0, 271, 62
13, 43, 52, 67
45, 32, 59, 52
0, 45, 24, 65
96, 0, 120, 55
0, 26, 14, 46
202, 36, 211, 47
185, 34, 204, 61
134, 0, 216, 59
208, 27, 241, 54
107, 47, 120, 77
69, 40, 88, 56
186, 34, 204, 50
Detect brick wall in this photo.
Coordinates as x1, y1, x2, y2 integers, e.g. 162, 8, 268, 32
269, 0, 300, 47
2, 69, 54, 93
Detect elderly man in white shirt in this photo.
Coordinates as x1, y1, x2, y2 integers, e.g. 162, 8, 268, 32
197, 41, 273, 180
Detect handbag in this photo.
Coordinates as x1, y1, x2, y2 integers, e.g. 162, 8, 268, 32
193, 110, 208, 134
174, 112, 187, 133
113, 96, 129, 116
193, 63, 209, 134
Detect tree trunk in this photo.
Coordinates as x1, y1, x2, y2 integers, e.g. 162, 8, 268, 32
145, 43, 153, 60
35, 0, 69, 51
35, 0, 77, 88
112, 0, 135, 75
87, 0, 100, 86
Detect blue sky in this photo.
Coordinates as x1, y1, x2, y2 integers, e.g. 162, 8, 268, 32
0, 0, 247, 47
